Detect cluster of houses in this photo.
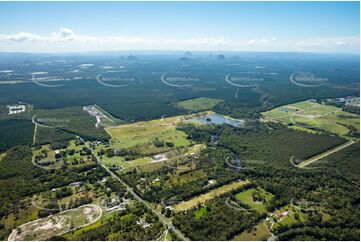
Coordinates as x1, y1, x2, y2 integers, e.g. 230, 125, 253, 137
266, 210, 290, 223
101, 196, 131, 213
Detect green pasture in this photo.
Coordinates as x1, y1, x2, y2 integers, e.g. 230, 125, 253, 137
235, 188, 273, 214
175, 97, 223, 112
262, 100, 359, 139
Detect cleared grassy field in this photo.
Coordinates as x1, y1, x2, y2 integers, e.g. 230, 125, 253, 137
262, 100, 360, 139
8, 204, 101, 241
175, 97, 223, 112
235, 188, 274, 214
172, 169, 208, 184
100, 144, 205, 172
174, 180, 250, 211
101, 156, 151, 170
136, 161, 164, 173
270, 204, 306, 231
96, 112, 224, 173
272, 211, 305, 230
63, 211, 115, 240
287, 101, 316, 109
234, 221, 271, 241
105, 115, 190, 150
194, 207, 207, 219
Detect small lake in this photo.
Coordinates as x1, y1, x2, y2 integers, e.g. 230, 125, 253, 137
190, 113, 245, 127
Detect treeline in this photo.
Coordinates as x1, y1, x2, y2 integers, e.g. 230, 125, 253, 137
343, 105, 360, 115
213, 101, 263, 119
177, 124, 221, 143
0, 119, 33, 152
35, 126, 74, 147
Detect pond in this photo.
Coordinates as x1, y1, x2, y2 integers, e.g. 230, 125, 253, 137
190, 113, 245, 127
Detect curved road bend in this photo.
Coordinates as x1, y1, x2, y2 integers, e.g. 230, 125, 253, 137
79, 136, 189, 241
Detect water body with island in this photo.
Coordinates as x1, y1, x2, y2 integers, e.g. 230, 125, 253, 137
191, 113, 245, 127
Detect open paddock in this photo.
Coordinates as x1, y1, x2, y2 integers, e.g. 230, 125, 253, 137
262, 100, 359, 139
174, 180, 250, 212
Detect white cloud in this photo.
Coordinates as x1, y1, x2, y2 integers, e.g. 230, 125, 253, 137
247, 37, 279, 45
0, 32, 44, 42
50, 28, 76, 42
292, 37, 358, 48
0, 28, 358, 53
248, 39, 256, 45
0, 28, 231, 47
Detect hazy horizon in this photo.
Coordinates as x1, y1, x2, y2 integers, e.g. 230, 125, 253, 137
0, 1, 359, 53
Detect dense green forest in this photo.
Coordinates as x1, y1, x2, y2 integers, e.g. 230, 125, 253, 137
218, 123, 346, 166
35, 126, 74, 147
0, 53, 359, 122
33, 107, 110, 141
0, 120, 33, 152
310, 142, 360, 183
0, 106, 110, 152
173, 197, 263, 240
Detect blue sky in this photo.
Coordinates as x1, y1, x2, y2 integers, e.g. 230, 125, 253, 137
0, 1, 359, 53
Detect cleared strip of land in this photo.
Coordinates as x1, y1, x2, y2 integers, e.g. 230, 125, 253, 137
297, 140, 355, 168
174, 180, 250, 211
